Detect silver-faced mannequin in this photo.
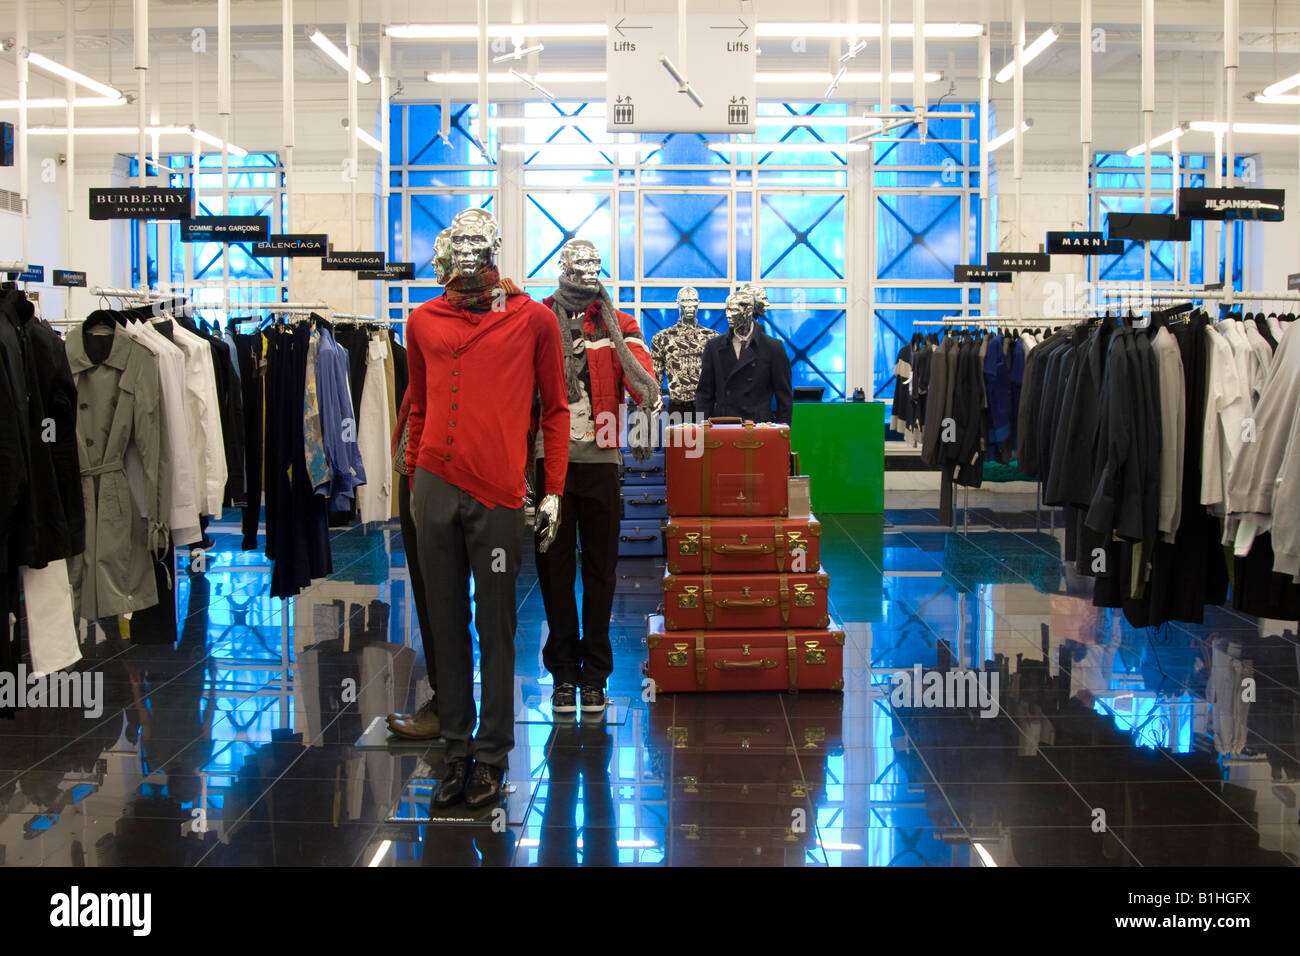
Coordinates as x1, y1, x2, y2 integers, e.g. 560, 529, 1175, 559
725, 290, 756, 340
676, 286, 700, 325
558, 238, 602, 289
735, 282, 768, 318
432, 227, 454, 284
446, 209, 562, 550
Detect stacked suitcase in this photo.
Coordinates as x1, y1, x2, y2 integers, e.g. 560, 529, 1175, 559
645, 418, 844, 693
619, 448, 667, 557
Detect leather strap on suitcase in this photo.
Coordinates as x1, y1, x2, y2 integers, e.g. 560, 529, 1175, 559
700, 418, 766, 516
787, 630, 798, 693
695, 631, 707, 691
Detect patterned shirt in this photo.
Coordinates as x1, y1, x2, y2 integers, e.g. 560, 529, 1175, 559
651, 321, 718, 403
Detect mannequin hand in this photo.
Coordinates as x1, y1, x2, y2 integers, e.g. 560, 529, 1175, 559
536, 494, 562, 552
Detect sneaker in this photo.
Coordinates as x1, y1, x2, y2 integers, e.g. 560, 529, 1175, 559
465, 762, 506, 809
552, 682, 578, 713
580, 686, 607, 714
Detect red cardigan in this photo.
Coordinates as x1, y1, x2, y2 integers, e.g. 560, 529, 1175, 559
406, 292, 569, 509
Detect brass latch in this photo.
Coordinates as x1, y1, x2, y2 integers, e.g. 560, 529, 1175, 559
804, 641, 826, 665
677, 586, 699, 609
803, 726, 826, 748
682, 823, 700, 840
667, 643, 690, 666
793, 584, 816, 607
667, 726, 688, 748
741, 643, 751, 656
679, 533, 700, 556
680, 775, 699, 793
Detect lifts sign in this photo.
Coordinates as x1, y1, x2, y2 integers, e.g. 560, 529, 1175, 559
89, 187, 193, 220
1177, 187, 1285, 221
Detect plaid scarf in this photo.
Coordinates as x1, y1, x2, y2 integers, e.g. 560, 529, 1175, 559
443, 267, 523, 314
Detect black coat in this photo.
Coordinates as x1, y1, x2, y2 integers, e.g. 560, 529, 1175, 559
694, 325, 793, 424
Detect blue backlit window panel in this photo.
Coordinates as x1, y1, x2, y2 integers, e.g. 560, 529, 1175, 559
758, 192, 846, 281
640, 192, 731, 280
765, 307, 847, 399
525, 192, 613, 281
408, 193, 494, 281
876, 193, 964, 280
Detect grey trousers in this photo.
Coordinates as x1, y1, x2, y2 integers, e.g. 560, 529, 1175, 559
412, 468, 523, 768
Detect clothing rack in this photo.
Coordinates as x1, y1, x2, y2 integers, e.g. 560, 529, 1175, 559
912, 317, 1079, 328
90, 286, 189, 303
332, 313, 378, 322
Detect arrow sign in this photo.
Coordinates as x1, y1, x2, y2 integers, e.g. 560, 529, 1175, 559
710, 18, 749, 38
614, 17, 652, 37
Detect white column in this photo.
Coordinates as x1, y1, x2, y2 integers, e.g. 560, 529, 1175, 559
1223, 0, 1238, 305
135, 0, 148, 287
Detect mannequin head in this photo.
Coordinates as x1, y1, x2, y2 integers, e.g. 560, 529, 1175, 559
736, 283, 768, 317
448, 208, 501, 278
725, 292, 755, 339
558, 238, 603, 290
432, 227, 454, 284
676, 286, 700, 325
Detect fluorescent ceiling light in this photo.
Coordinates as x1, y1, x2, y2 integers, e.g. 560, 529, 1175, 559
493, 43, 545, 63
756, 71, 941, 84
28, 124, 248, 157
0, 95, 127, 109
988, 118, 1032, 151
1126, 124, 1188, 156
995, 26, 1061, 83
427, 71, 606, 83
972, 843, 998, 867
825, 67, 847, 100
389, 23, 607, 39
307, 27, 372, 84
1261, 72, 1300, 97
1189, 120, 1300, 136
25, 51, 124, 100
757, 22, 982, 38
1249, 93, 1300, 105
840, 40, 869, 63
510, 69, 556, 100
500, 141, 663, 153
707, 141, 870, 153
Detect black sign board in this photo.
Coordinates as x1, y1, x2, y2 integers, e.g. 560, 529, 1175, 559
321, 251, 385, 271
359, 261, 415, 281
252, 234, 330, 258
1, 121, 13, 167
53, 270, 87, 288
988, 252, 1051, 273
89, 186, 193, 220
1177, 187, 1285, 222
1046, 231, 1124, 256
179, 216, 271, 243
954, 265, 1013, 283
1105, 212, 1192, 242
1288, 273, 1300, 292
4, 265, 44, 283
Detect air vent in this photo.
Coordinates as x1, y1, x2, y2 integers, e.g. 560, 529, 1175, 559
0, 189, 23, 214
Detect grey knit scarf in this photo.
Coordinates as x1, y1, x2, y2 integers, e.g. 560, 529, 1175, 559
552, 274, 661, 460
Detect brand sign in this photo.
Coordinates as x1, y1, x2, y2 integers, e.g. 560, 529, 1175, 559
88, 186, 193, 220
1178, 187, 1285, 221
179, 216, 271, 243
53, 270, 87, 287
359, 261, 415, 281
954, 265, 1013, 283
988, 252, 1051, 273
251, 234, 329, 257
1105, 212, 1192, 242
1046, 231, 1124, 255
321, 251, 385, 271
5, 264, 44, 283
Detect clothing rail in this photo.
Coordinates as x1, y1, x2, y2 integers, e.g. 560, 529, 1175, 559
912, 317, 1080, 327
1096, 287, 1300, 305
332, 313, 377, 321
90, 286, 189, 301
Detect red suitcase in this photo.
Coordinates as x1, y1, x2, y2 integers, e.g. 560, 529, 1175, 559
661, 567, 830, 631
663, 514, 821, 574
645, 615, 844, 693
665, 418, 790, 517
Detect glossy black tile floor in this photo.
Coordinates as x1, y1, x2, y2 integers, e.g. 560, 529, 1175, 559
2, 491, 1297, 866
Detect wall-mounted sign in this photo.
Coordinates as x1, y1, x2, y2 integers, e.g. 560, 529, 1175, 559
359, 262, 415, 281
988, 252, 1050, 273
252, 234, 329, 258
321, 251, 385, 271
5, 265, 44, 283
605, 14, 756, 133
1105, 212, 1192, 242
1177, 187, 1285, 222
954, 265, 1013, 283
1046, 231, 1124, 255
53, 270, 87, 287
88, 187, 192, 220
180, 216, 271, 243
1, 121, 13, 166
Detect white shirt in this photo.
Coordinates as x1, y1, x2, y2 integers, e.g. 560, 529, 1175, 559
731, 326, 755, 359
169, 319, 229, 517
1202, 325, 1249, 511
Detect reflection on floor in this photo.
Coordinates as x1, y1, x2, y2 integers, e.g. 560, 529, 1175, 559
2, 492, 1297, 867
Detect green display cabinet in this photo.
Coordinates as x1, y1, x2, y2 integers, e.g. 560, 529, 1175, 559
790, 401, 884, 514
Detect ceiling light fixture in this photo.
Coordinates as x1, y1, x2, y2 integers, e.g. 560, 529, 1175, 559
390, 22, 981, 40
1261, 72, 1300, 97
426, 70, 607, 84
499, 141, 663, 154
342, 118, 382, 152
759, 22, 983, 38
493, 43, 545, 63
707, 141, 870, 153
987, 118, 1033, 151
1126, 123, 1189, 156
0, 95, 127, 109
839, 40, 869, 63
509, 69, 556, 101
756, 71, 942, 84
824, 67, 848, 100
24, 51, 125, 100
995, 26, 1061, 83
1189, 120, 1300, 135
1247, 92, 1300, 106
307, 27, 372, 84
28, 124, 248, 157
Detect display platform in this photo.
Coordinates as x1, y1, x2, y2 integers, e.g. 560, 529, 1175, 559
791, 401, 885, 514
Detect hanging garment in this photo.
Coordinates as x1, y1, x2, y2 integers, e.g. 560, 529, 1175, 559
356, 331, 393, 523
1202, 325, 1249, 511
170, 320, 228, 517
65, 322, 165, 620
316, 323, 367, 511
19, 560, 82, 674
234, 331, 265, 551
1150, 326, 1187, 541
383, 332, 400, 519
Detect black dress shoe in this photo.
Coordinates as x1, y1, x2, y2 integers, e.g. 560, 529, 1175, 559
464, 762, 505, 809
433, 758, 472, 809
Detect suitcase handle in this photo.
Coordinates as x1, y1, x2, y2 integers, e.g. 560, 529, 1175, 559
621, 534, 657, 542
629, 498, 667, 506
714, 658, 779, 671
716, 542, 773, 554
706, 416, 744, 424
716, 596, 777, 608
